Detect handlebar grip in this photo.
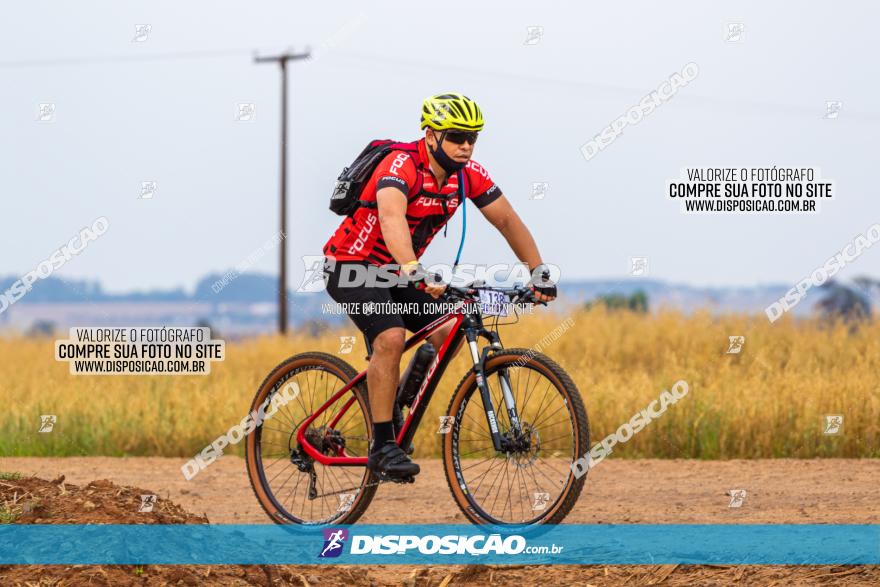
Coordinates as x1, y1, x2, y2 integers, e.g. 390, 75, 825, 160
521, 287, 549, 306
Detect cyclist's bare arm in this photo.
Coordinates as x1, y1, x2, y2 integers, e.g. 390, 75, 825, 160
478, 195, 554, 301
376, 187, 446, 298
376, 186, 419, 266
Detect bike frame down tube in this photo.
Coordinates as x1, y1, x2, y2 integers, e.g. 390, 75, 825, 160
396, 313, 465, 449
295, 311, 465, 467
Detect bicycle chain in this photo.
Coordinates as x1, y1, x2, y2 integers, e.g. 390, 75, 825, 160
310, 477, 416, 499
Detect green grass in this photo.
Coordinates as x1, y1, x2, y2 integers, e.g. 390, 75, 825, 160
0, 506, 20, 524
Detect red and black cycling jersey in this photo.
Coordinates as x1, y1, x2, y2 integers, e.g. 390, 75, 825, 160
323, 138, 502, 266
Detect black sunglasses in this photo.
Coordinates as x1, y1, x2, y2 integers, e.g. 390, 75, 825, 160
442, 130, 479, 145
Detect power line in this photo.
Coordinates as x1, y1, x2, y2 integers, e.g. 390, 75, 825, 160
0, 48, 253, 69
3, 46, 875, 122
325, 49, 878, 121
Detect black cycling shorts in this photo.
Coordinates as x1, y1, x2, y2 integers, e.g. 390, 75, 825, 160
323, 258, 449, 345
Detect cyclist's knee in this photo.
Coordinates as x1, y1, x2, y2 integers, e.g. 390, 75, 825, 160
371, 328, 405, 357
429, 324, 460, 355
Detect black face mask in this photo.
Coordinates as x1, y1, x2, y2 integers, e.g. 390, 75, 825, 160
429, 131, 467, 174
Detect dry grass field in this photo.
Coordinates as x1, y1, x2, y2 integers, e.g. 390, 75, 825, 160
1, 308, 878, 459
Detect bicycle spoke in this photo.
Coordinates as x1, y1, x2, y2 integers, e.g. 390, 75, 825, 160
480, 455, 507, 503
461, 455, 500, 473
461, 410, 492, 435
531, 417, 573, 434
524, 461, 544, 495
283, 472, 304, 515
520, 368, 537, 413
274, 381, 303, 430
295, 375, 312, 420
457, 424, 494, 438
459, 446, 494, 458
525, 380, 554, 426
335, 403, 362, 435
260, 425, 292, 436
514, 465, 529, 520
503, 462, 515, 520
265, 456, 295, 484
487, 460, 510, 515
262, 454, 293, 470
335, 465, 362, 487
537, 434, 575, 446
531, 401, 569, 431
319, 371, 332, 429
535, 456, 571, 477
467, 460, 501, 489
473, 460, 504, 505
259, 442, 292, 450
532, 458, 568, 487
273, 466, 298, 498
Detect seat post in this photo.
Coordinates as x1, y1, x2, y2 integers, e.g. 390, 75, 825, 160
364, 335, 373, 361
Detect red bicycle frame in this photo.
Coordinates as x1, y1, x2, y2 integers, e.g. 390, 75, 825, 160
294, 311, 466, 466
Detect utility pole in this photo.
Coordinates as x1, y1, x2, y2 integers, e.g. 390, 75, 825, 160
255, 50, 311, 335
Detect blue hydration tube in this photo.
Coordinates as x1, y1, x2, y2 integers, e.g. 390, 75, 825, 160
452, 169, 467, 273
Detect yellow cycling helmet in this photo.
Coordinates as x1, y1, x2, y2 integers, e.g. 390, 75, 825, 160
420, 93, 484, 132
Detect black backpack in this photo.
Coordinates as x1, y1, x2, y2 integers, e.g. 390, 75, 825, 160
329, 139, 420, 216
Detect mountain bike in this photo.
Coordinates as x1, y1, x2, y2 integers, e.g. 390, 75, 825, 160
245, 283, 589, 526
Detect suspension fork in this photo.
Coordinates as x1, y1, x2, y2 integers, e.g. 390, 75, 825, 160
466, 328, 523, 452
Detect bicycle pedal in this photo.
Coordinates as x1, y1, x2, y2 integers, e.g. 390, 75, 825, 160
373, 471, 417, 484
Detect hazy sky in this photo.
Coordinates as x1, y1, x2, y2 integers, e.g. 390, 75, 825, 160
2, 2, 878, 293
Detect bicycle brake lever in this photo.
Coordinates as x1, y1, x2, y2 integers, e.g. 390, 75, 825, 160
517, 288, 548, 306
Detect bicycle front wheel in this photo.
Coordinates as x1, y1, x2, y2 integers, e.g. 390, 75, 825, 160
442, 349, 589, 525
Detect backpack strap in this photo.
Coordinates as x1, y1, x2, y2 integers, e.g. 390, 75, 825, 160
357, 142, 421, 210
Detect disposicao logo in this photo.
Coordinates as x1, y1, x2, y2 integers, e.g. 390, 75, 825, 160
319, 528, 349, 558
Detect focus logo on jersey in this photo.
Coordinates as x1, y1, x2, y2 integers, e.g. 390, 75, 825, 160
347, 213, 377, 255
467, 160, 490, 179
380, 176, 408, 190
388, 152, 410, 176
415, 195, 459, 209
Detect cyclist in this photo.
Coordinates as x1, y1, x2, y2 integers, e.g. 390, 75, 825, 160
322, 92, 557, 480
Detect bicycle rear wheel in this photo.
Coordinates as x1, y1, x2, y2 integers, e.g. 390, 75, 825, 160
245, 352, 376, 525
442, 349, 589, 525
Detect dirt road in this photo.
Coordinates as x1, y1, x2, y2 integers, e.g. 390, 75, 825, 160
3, 457, 877, 524
2, 457, 878, 586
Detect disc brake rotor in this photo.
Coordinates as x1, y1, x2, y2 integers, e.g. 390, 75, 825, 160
510, 422, 540, 468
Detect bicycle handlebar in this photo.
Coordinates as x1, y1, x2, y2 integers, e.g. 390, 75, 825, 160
438, 282, 548, 306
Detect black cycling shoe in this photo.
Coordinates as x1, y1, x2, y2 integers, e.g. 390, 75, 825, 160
367, 441, 420, 481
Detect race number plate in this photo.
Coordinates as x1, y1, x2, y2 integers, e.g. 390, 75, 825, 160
478, 290, 508, 317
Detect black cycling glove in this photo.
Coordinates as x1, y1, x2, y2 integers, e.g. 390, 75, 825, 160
402, 263, 444, 289
529, 264, 557, 298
